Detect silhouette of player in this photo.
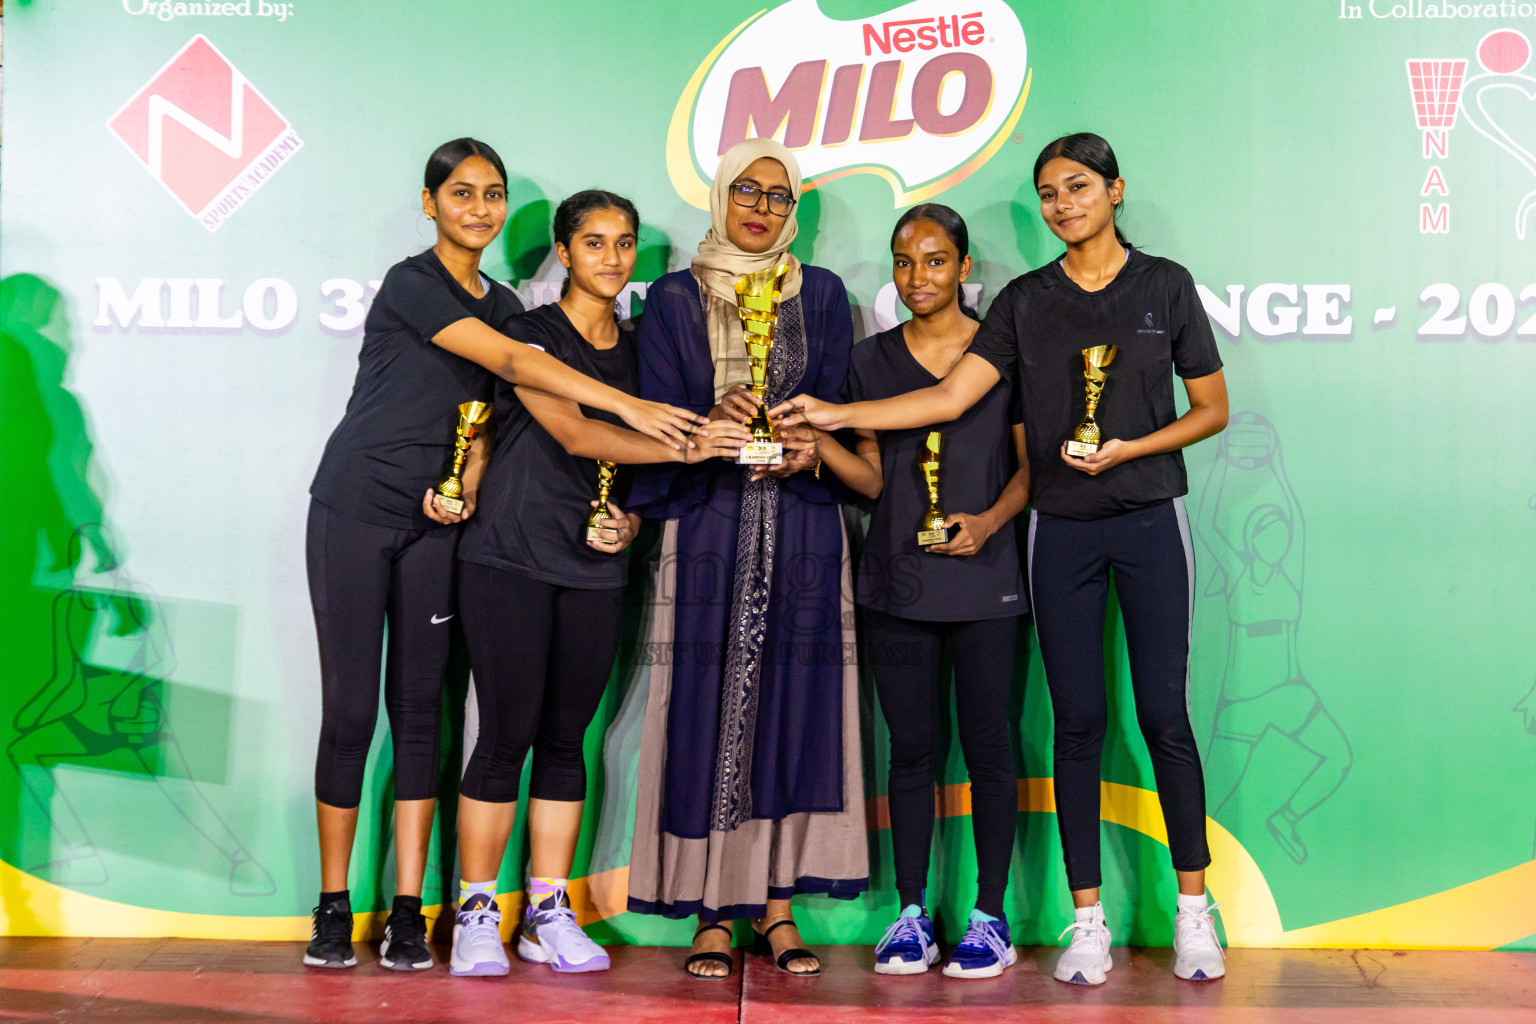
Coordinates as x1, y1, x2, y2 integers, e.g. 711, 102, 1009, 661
1459, 29, 1536, 239
8, 525, 275, 895
1196, 413, 1352, 864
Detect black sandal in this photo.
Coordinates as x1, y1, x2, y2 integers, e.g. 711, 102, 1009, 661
751, 917, 821, 976
685, 923, 735, 979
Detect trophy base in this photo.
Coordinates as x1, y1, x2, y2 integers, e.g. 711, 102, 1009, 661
736, 442, 784, 466
1065, 439, 1101, 458
436, 495, 466, 515
917, 525, 957, 547
585, 525, 610, 543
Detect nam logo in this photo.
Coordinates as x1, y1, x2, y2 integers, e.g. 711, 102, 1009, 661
1408, 29, 1536, 239
107, 35, 302, 232
668, 0, 1030, 209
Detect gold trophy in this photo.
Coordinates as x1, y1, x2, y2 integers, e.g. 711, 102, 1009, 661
585, 460, 618, 543
733, 263, 792, 466
916, 431, 955, 547
1065, 345, 1119, 457
435, 400, 492, 515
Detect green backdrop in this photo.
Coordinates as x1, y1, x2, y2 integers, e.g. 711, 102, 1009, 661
2, 0, 1533, 950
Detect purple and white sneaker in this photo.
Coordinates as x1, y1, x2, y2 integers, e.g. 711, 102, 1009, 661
942, 910, 1017, 979
517, 902, 611, 973
449, 894, 509, 977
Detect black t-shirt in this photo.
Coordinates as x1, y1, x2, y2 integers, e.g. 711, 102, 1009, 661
845, 325, 1026, 621
457, 303, 638, 590
310, 250, 523, 530
967, 249, 1222, 520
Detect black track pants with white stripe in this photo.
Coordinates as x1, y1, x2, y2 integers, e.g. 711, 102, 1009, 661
1026, 498, 1211, 891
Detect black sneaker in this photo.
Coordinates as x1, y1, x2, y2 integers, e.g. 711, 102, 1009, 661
303, 896, 356, 968
380, 903, 434, 971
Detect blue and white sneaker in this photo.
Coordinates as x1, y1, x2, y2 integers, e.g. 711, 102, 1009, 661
449, 894, 509, 977
941, 910, 1016, 979
1053, 903, 1112, 986
1173, 900, 1226, 981
518, 900, 611, 973
873, 905, 938, 975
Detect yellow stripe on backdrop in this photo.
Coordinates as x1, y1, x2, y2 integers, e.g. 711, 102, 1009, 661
5, 780, 1533, 948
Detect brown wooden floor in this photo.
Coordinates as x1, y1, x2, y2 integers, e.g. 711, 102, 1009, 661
0, 939, 1532, 1023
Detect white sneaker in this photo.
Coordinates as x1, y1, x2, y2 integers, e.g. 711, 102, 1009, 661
1053, 903, 1113, 986
518, 903, 611, 973
1173, 900, 1226, 981
449, 895, 510, 977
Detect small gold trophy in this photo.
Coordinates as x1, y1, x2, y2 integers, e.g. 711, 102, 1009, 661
435, 400, 492, 515
1065, 345, 1119, 457
734, 263, 792, 466
585, 460, 618, 543
916, 431, 955, 547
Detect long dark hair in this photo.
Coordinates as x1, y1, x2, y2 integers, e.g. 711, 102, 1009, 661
424, 137, 507, 194
1032, 132, 1129, 247
890, 202, 980, 321
553, 190, 641, 301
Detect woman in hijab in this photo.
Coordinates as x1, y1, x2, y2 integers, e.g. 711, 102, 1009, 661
625, 139, 866, 979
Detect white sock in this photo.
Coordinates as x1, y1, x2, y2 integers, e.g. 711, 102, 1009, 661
1177, 893, 1208, 914
1075, 902, 1105, 923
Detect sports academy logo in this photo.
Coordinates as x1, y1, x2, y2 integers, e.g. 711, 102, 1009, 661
1407, 28, 1535, 238
107, 34, 302, 232
667, 0, 1029, 208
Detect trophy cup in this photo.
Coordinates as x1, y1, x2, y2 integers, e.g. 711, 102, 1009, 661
916, 431, 956, 547
585, 460, 618, 543
435, 401, 492, 515
1065, 345, 1119, 458
733, 264, 792, 466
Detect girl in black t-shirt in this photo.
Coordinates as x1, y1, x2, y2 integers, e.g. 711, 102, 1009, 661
304, 142, 728, 974
427, 191, 749, 980
775, 134, 1230, 987
811, 206, 1027, 979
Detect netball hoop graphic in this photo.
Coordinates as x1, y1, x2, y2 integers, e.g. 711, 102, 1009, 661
1196, 413, 1353, 866
1406, 57, 1467, 133
1458, 29, 1536, 240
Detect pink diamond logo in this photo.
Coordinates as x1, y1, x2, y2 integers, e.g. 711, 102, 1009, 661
107, 35, 302, 232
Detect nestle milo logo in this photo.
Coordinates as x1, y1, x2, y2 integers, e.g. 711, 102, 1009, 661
668, 0, 1030, 208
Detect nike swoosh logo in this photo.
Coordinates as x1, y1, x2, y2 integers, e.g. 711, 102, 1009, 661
431, 614, 454, 624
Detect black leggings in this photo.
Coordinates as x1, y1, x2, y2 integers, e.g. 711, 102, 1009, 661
866, 608, 1020, 917
307, 500, 456, 808
458, 561, 624, 804
1027, 498, 1211, 891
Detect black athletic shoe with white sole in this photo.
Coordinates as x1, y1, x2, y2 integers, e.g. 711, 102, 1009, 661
380, 903, 434, 971
303, 896, 357, 968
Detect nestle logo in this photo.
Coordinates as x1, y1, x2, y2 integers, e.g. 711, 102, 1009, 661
107, 34, 302, 232
670, 0, 1027, 210
863, 12, 985, 56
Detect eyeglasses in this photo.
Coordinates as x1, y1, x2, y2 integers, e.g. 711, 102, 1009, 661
729, 182, 796, 217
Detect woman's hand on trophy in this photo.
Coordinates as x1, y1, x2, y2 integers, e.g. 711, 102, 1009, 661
1061, 437, 1136, 476
586, 502, 640, 554
620, 396, 710, 450
770, 394, 845, 431
423, 487, 474, 524
928, 511, 997, 557
748, 429, 818, 483
681, 419, 753, 463
710, 385, 760, 425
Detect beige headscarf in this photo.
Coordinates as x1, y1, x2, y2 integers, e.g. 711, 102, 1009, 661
691, 138, 805, 401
